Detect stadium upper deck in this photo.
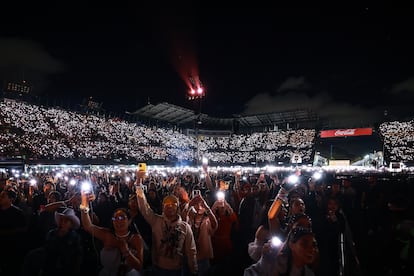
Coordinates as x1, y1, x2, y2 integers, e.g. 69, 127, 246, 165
1, 98, 414, 167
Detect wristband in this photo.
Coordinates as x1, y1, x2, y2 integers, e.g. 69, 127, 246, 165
79, 205, 90, 213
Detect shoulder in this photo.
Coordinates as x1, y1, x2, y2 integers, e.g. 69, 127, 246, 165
178, 220, 193, 234
130, 233, 143, 243
129, 233, 144, 248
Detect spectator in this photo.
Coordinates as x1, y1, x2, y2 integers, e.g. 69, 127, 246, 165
80, 195, 144, 276
21, 207, 83, 276
135, 171, 198, 276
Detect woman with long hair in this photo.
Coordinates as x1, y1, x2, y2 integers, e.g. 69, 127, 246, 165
80, 192, 144, 276
244, 227, 318, 276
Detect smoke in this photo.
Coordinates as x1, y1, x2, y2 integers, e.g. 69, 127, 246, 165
0, 37, 65, 92
243, 76, 384, 123
391, 77, 414, 95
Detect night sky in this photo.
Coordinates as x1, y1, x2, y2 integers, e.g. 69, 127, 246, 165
1, 5, 413, 123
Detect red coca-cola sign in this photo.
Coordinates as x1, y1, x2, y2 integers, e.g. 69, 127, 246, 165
320, 128, 372, 138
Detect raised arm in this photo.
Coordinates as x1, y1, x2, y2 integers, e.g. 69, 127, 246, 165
135, 169, 157, 225
79, 191, 109, 241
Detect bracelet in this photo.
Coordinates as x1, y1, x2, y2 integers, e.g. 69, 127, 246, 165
79, 205, 90, 213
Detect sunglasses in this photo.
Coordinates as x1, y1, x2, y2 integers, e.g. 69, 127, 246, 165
112, 215, 128, 221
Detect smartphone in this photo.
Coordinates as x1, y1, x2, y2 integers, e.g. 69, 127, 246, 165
141, 185, 148, 193
138, 163, 147, 173
216, 191, 225, 201
192, 189, 201, 198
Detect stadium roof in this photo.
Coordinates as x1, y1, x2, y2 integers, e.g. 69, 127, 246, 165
127, 102, 319, 129
237, 110, 319, 127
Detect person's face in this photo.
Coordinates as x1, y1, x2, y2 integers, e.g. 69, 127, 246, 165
290, 234, 318, 266
327, 199, 338, 213
291, 199, 305, 215
148, 190, 157, 199
149, 182, 156, 190
343, 180, 351, 188
57, 216, 73, 235
112, 210, 129, 233
241, 185, 251, 197
195, 201, 205, 214
163, 202, 178, 220
332, 183, 340, 192
98, 193, 107, 204
259, 182, 269, 192
43, 183, 53, 194
251, 185, 259, 196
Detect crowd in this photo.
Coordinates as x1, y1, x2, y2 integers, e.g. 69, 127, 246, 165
1, 98, 414, 275
2, 99, 414, 165
379, 120, 414, 163
1, 99, 315, 164
1, 165, 414, 275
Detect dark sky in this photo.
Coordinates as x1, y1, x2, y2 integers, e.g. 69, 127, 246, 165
1, 4, 414, 123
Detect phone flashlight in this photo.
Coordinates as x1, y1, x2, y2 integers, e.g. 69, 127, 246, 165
287, 174, 299, 185
125, 177, 131, 182
271, 236, 282, 247
216, 191, 225, 201
202, 157, 208, 165
69, 179, 77, 186
81, 181, 92, 193
30, 179, 37, 187
312, 172, 322, 181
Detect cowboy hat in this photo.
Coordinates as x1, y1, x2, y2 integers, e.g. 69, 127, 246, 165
54, 207, 80, 230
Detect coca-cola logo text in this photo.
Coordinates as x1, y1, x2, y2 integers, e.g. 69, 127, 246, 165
334, 129, 356, 136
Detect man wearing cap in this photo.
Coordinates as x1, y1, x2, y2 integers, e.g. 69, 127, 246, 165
135, 172, 198, 276
21, 207, 83, 276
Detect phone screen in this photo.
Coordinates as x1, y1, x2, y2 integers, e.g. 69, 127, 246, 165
138, 163, 147, 172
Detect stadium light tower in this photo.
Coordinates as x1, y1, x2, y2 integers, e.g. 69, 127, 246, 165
186, 76, 205, 164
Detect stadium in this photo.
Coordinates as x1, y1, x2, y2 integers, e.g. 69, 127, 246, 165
1, 89, 414, 276
1, 89, 413, 169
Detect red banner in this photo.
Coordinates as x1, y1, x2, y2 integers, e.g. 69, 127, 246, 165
320, 128, 372, 138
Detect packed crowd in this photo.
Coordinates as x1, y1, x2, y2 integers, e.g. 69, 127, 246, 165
1, 98, 414, 276
0, 99, 315, 164
2, 99, 414, 165
379, 120, 414, 162
1, 165, 413, 276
